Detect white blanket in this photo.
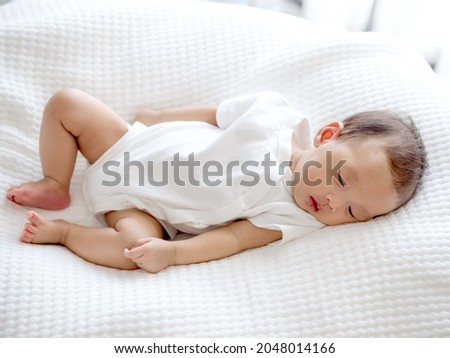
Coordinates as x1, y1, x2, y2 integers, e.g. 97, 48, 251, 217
1, 0, 449, 337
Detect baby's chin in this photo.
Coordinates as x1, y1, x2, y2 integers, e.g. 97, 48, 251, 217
309, 212, 351, 226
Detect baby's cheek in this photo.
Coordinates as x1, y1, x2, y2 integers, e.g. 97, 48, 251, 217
300, 165, 322, 188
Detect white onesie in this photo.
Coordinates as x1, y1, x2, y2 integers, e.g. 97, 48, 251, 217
83, 91, 324, 242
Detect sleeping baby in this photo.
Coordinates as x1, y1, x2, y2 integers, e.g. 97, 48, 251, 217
6, 89, 426, 273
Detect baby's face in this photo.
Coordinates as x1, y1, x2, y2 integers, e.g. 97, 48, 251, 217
291, 137, 399, 225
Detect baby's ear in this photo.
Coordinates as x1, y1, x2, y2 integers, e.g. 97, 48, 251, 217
313, 121, 344, 147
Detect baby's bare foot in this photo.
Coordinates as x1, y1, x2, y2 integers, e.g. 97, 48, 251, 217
20, 211, 68, 245
7, 177, 70, 210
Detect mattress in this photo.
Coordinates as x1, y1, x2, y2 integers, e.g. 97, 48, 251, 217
0, 0, 449, 337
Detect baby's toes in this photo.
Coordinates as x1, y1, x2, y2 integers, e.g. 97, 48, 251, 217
20, 223, 39, 243
20, 227, 35, 243
27, 210, 45, 227
6, 186, 20, 202
24, 222, 38, 235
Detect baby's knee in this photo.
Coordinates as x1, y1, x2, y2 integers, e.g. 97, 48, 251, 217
107, 209, 164, 239
44, 88, 84, 117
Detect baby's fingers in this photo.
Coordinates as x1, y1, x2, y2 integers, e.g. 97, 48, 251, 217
123, 245, 147, 260
132, 237, 152, 248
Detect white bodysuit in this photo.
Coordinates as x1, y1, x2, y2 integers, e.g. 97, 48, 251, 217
83, 91, 324, 242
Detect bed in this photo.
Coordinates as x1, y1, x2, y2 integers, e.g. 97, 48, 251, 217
0, 0, 449, 337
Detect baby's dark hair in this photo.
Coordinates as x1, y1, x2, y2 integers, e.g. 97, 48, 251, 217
338, 110, 427, 208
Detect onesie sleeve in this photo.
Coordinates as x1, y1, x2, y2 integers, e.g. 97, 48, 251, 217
216, 91, 292, 130
247, 205, 324, 244
216, 93, 260, 129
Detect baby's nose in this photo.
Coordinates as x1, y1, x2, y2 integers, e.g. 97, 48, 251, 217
326, 195, 340, 213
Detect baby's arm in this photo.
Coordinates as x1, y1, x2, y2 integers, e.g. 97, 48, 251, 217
123, 220, 282, 273
135, 106, 218, 126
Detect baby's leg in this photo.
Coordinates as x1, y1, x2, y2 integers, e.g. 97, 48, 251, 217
20, 208, 164, 270
7, 88, 129, 209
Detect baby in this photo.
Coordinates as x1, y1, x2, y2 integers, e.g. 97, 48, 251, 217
7, 89, 426, 273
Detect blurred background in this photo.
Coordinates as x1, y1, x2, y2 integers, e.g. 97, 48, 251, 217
2, 0, 449, 85
208, 0, 450, 85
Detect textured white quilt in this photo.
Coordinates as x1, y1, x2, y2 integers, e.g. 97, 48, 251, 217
1, 0, 449, 337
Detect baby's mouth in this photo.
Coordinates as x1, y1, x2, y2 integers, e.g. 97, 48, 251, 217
308, 196, 319, 212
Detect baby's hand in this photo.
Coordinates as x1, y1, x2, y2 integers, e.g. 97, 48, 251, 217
134, 109, 162, 126
123, 238, 175, 273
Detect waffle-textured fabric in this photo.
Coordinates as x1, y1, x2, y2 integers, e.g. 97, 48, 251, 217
0, 0, 449, 337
